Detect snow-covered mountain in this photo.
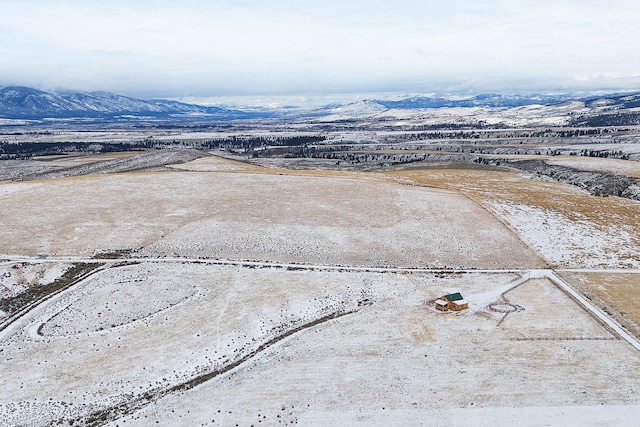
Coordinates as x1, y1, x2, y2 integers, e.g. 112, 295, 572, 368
0, 86, 253, 119
313, 100, 389, 120
2, 86, 640, 125
581, 93, 640, 110
374, 93, 577, 109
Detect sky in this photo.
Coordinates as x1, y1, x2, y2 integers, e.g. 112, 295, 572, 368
1, 0, 640, 103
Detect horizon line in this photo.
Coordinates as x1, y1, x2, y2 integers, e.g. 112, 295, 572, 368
2, 84, 640, 109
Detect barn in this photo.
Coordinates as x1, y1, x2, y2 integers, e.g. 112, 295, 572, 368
435, 292, 469, 311
451, 299, 469, 311
435, 299, 450, 311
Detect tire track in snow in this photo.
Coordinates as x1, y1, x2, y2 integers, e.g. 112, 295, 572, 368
74, 304, 369, 426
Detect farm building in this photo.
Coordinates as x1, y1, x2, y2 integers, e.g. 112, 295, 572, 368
435, 292, 469, 311
435, 299, 449, 311
451, 299, 469, 311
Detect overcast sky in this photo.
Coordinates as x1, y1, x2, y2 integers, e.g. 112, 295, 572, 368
1, 0, 640, 101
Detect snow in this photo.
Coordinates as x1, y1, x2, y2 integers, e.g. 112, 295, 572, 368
2, 263, 635, 425
324, 100, 388, 117
168, 155, 258, 171
0, 182, 41, 195
306, 102, 585, 127
1, 157, 640, 425
67, 265, 634, 427
0, 262, 71, 300
298, 405, 640, 426
34, 263, 198, 337
546, 157, 640, 178
489, 202, 640, 268
0, 172, 543, 269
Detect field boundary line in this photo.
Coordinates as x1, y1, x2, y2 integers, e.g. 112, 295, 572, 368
543, 270, 640, 351
0, 263, 107, 340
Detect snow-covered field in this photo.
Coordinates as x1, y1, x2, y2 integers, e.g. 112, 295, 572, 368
394, 167, 640, 270
1, 155, 640, 426
546, 156, 640, 178
1, 262, 639, 426
490, 202, 640, 268
0, 169, 543, 269
311, 102, 586, 127
0, 262, 72, 301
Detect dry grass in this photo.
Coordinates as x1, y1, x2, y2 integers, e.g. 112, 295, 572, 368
4, 264, 639, 426
0, 158, 545, 268
390, 166, 640, 334
557, 272, 640, 338
388, 167, 640, 250
168, 153, 266, 172
3, 152, 640, 424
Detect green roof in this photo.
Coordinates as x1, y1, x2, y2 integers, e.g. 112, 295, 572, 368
444, 292, 463, 301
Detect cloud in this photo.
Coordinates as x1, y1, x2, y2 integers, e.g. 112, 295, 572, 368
0, 0, 639, 97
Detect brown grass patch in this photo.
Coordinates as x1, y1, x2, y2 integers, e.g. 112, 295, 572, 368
387, 168, 640, 252
557, 272, 640, 339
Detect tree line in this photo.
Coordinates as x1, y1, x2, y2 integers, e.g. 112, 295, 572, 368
0, 135, 326, 159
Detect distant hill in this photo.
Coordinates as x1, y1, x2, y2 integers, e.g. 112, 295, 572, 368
0, 86, 254, 120
373, 93, 577, 109
2, 86, 640, 125
568, 93, 640, 127
581, 92, 640, 109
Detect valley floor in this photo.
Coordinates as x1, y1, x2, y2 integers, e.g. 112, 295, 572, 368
1, 153, 639, 426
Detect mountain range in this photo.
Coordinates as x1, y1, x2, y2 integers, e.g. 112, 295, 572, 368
1, 85, 640, 123
0, 86, 254, 120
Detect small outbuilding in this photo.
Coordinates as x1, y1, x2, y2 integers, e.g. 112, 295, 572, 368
435, 299, 450, 311
451, 299, 469, 311
435, 292, 469, 312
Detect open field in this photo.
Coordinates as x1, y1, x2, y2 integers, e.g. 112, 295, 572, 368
390, 167, 640, 269
0, 166, 544, 269
1, 262, 639, 426
556, 271, 640, 339
1, 151, 640, 425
